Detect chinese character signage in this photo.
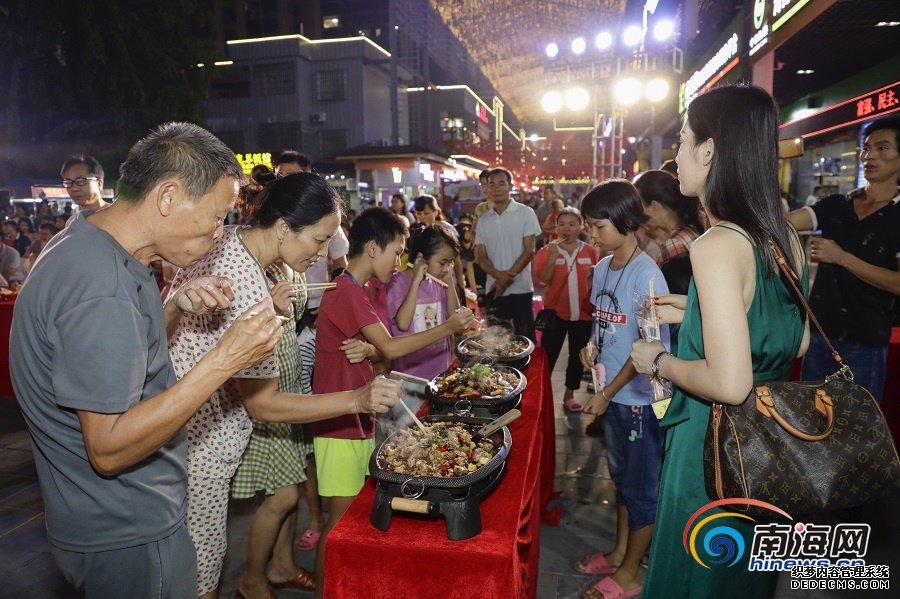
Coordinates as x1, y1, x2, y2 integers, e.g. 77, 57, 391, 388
780, 81, 900, 141
235, 152, 273, 176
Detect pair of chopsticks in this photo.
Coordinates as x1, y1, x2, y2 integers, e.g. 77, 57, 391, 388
390, 371, 430, 433
424, 272, 449, 288
292, 282, 337, 291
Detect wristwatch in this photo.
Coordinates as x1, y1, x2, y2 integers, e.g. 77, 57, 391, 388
651, 351, 671, 379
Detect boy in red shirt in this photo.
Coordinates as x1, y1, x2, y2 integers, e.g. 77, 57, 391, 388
312, 207, 475, 593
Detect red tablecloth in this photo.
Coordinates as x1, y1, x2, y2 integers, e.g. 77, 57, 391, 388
323, 349, 555, 599
0, 298, 15, 398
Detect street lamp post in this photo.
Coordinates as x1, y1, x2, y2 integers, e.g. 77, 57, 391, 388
542, 6, 677, 183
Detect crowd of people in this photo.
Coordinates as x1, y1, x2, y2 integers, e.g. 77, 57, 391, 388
6, 85, 899, 599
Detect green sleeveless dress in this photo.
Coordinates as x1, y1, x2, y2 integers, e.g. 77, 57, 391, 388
644, 226, 807, 599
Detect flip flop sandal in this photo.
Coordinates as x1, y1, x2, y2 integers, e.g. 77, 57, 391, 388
583, 576, 643, 599
574, 552, 618, 575
270, 569, 316, 591
294, 529, 321, 551
564, 397, 584, 412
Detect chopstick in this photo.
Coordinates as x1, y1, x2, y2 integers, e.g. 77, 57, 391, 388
425, 272, 449, 288
390, 371, 431, 386
292, 282, 337, 290
649, 278, 658, 331
397, 396, 428, 433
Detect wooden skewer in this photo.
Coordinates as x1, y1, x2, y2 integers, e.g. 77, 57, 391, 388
425, 272, 449, 288
649, 278, 658, 333
398, 396, 428, 433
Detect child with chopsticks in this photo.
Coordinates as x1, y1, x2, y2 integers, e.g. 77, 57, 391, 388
575, 180, 669, 599
386, 224, 461, 383
311, 207, 475, 594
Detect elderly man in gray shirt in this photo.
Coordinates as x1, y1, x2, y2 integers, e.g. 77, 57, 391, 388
11, 123, 283, 598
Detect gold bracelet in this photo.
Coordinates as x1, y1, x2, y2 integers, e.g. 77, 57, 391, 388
600, 390, 609, 402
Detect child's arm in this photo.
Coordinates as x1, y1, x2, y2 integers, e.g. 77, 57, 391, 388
395, 261, 426, 331
361, 309, 474, 361
582, 360, 638, 415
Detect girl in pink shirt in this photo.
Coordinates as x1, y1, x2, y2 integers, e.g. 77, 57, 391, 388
386, 224, 461, 380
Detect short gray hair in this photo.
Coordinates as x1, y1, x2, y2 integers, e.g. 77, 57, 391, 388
116, 122, 244, 203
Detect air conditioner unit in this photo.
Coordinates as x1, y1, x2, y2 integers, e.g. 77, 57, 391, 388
309, 112, 327, 124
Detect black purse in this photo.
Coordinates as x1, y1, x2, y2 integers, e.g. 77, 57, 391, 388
704, 242, 900, 517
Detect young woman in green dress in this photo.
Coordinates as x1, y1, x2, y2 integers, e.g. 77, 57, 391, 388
630, 85, 810, 599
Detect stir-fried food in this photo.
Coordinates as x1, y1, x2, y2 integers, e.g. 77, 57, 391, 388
460, 336, 530, 358
431, 364, 520, 399
378, 422, 497, 477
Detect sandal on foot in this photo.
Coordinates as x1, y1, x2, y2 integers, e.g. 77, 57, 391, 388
583, 576, 642, 599
574, 552, 618, 575
269, 569, 316, 591
564, 397, 584, 412
294, 528, 321, 551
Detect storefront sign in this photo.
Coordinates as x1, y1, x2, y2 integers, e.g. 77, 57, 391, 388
681, 33, 740, 111
750, 0, 814, 56
749, 23, 769, 56
771, 0, 812, 31
779, 81, 900, 140
532, 177, 592, 185
477, 104, 489, 124
235, 152, 272, 175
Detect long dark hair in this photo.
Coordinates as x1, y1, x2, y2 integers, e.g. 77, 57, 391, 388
634, 169, 704, 234
687, 85, 798, 274
580, 179, 648, 234
238, 165, 342, 231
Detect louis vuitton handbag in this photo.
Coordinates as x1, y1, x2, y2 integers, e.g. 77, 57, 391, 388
704, 243, 900, 517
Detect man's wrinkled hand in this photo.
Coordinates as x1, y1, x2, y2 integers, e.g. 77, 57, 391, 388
171, 276, 234, 315
216, 298, 282, 372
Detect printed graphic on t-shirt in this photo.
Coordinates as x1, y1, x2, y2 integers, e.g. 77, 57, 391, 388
415, 301, 443, 331
594, 290, 626, 351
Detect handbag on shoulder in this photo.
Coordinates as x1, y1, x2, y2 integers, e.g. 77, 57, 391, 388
703, 242, 900, 517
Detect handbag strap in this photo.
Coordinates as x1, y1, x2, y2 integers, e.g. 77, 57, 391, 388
545, 242, 582, 309
767, 240, 852, 381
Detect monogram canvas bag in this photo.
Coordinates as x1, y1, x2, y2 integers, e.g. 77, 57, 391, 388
703, 242, 900, 517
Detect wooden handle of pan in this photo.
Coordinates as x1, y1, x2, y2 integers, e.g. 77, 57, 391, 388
390, 497, 433, 514
476, 408, 522, 438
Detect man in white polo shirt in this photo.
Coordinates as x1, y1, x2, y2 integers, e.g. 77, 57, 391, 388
474, 167, 542, 341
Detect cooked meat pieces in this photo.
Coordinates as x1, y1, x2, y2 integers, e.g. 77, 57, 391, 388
379, 422, 497, 478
